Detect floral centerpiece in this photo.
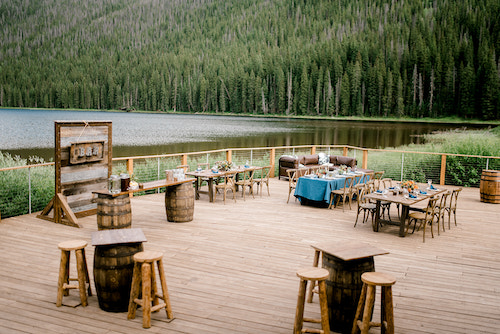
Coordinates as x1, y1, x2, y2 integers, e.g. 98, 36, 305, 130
215, 160, 234, 171
338, 164, 348, 175
401, 180, 418, 191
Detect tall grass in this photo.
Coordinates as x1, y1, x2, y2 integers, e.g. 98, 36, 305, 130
0, 152, 54, 218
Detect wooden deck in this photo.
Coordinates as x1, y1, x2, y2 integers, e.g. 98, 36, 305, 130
1, 178, 499, 334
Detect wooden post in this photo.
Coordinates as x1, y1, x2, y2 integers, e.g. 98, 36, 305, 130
440, 154, 447, 186
362, 150, 368, 170
311, 146, 316, 155
127, 158, 134, 198
343, 146, 348, 156
181, 154, 188, 166
226, 149, 232, 163
270, 148, 276, 178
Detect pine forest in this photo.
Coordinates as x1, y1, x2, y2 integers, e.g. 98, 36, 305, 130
0, 0, 499, 120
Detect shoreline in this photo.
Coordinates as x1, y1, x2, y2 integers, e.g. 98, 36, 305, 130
1, 106, 498, 126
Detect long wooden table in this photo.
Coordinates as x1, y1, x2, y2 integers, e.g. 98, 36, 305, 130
186, 166, 260, 202
364, 187, 446, 237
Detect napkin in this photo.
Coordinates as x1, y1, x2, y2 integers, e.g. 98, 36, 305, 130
409, 193, 417, 199
389, 187, 395, 190
375, 190, 383, 193
420, 190, 427, 194
430, 184, 436, 190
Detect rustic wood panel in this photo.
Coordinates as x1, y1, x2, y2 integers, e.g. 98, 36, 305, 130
3, 179, 500, 333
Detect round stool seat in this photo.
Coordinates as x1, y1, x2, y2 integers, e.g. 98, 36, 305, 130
296, 267, 329, 281
58, 239, 87, 251
361, 272, 396, 286
133, 250, 163, 263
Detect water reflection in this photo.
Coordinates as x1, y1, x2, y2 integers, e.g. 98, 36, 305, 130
0, 109, 486, 160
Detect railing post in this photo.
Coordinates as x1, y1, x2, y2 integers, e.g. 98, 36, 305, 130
362, 150, 368, 170
440, 154, 447, 186
270, 148, 276, 177
311, 146, 316, 155
343, 146, 348, 156
181, 154, 188, 166
126, 158, 134, 198
226, 149, 232, 163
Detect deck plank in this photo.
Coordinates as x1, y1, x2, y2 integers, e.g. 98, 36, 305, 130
0, 178, 499, 333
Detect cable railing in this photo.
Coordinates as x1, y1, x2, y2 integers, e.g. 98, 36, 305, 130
1, 145, 499, 219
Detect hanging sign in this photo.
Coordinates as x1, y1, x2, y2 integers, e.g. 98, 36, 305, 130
70, 141, 104, 164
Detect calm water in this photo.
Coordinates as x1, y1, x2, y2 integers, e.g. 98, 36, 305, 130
0, 109, 487, 161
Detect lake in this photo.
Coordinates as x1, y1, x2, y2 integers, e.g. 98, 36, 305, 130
0, 109, 487, 161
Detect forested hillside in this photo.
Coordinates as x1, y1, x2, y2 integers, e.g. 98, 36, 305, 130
0, 0, 499, 119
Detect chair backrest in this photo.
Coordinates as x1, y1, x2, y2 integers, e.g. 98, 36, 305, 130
343, 175, 355, 193
363, 172, 374, 183
373, 171, 384, 180
238, 169, 254, 183
381, 178, 393, 189
424, 197, 438, 221
287, 169, 299, 188
259, 165, 271, 181
222, 171, 237, 186
436, 192, 450, 215
356, 186, 367, 206
450, 188, 462, 209
353, 174, 363, 187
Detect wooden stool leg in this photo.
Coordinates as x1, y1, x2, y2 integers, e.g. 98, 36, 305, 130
127, 262, 142, 320
157, 258, 174, 319
382, 286, 394, 334
81, 249, 92, 296
141, 262, 152, 329
360, 285, 376, 334
56, 250, 69, 307
318, 280, 330, 334
293, 278, 307, 334
307, 250, 321, 303
75, 249, 88, 307
150, 263, 160, 311
351, 283, 368, 334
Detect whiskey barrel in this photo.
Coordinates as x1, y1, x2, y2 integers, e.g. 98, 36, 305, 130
95, 194, 132, 230
93, 242, 143, 312
323, 252, 374, 334
480, 170, 500, 204
165, 182, 194, 222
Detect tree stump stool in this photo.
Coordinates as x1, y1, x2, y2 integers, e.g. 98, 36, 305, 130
127, 251, 174, 328
294, 267, 330, 334
352, 272, 396, 334
56, 240, 92, 307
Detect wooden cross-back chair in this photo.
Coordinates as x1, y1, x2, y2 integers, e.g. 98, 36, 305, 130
214, 171, 237, 204
354, 185, 377, 227
287, 168, 308, 203
329, 175, 355, 211
235, 169, 255, 200
407, 197, 438, 242
445, 188, 462, 228
253, 166, 271, 196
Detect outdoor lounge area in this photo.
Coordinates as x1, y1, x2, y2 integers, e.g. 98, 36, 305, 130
0, 177, 499, 333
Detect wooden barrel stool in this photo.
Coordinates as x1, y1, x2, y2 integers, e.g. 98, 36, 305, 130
352, 272, 396, 334
294, 267, 330, 334
56, 240, 92, 307
127, 251, 174, 328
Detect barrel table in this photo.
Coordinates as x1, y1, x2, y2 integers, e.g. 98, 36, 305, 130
311, 242, 388, 334
91, 228, 147, 312
480, 170, 500, 204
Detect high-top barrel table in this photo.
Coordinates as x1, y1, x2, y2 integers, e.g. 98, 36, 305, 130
310, 241, 388, 334
91, 228, 147, 312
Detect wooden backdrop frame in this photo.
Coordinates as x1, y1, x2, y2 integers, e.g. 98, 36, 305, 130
38, 121, 112, 227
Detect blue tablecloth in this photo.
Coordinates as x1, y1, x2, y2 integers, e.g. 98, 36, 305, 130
294, 174, 369, 205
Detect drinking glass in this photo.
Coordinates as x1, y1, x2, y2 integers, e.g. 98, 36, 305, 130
427, 179, 432, 189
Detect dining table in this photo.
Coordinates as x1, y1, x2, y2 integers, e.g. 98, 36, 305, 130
364, 186, 447, 237
294, 173, 369, 207
186, 165, 260, 202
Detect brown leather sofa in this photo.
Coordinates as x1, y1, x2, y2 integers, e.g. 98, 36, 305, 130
278, 154, 370, 179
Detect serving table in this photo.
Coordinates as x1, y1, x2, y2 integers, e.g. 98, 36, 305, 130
364, 187, 446, 237
310, 241, 388, 334
93, 178, 195, 224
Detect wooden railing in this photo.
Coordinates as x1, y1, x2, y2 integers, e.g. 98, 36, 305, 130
1, 145, 499, 218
